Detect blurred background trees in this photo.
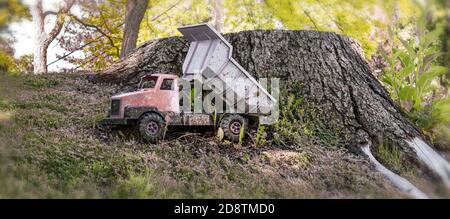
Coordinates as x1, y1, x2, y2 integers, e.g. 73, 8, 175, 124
0, 0, 448, 147
0, 0, 29, 73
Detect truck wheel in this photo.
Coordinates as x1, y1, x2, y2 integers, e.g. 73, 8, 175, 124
138, 113, 166, 143
220, 114, 248, 143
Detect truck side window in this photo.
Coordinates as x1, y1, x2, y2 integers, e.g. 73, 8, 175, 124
140, 76, 158, 89
161, 79, 174, 90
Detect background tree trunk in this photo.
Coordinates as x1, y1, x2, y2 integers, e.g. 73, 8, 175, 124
31, 0, 47, 74
213, 0, 222, 32
120, 0, 149, 59
93, 30, 423, 153
30, 0, 74, 74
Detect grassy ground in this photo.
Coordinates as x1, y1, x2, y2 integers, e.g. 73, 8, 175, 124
0, 72, 404, 198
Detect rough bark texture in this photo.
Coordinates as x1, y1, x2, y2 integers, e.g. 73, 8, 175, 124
30, 0, 74, 74
120, 0, 149, 59
31, 0, 46, 74
93, 30, 423, 150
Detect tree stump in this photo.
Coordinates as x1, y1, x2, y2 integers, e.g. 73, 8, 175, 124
93, 30, 423, 152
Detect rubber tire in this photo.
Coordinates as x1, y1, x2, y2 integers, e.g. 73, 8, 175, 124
138, 113, 166, 143
220, 114, 248, 143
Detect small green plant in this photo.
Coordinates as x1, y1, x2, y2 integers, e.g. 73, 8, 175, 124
381, 3, 449, 139
255, 123, 267, 146
213, 109, 217, 130
238, 123, 245, 145
0, 52, 16, 73
212, 110, 225, 131
112, 172, 152, 199
0, 53, 33, 75
375, 140, 409, 175
0, 99, 13, 111
295, 152, 311, 168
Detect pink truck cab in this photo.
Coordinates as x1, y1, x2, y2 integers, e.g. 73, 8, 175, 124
108, 74, 179, 119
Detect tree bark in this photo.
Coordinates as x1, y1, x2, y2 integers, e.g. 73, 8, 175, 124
120, 0, 149, 59
93, 30, 424, 152
30, 0, 74, 74
213, 0, 222, 32
31, 0, 47, 74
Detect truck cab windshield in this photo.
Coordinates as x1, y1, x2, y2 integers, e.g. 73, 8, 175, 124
139, 76, 158, 89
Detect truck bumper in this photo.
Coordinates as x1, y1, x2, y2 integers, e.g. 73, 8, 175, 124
98, 118, 136, 126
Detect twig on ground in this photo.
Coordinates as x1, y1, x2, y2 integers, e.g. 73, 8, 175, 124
176, 133, 201, 141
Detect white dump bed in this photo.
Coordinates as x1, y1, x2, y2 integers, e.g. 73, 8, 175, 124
178, 23, 276, 116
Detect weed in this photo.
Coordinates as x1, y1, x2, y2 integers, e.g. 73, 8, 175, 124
255, 123, 267, 146
295, 152, 311, 168
374, 139, 412, 175
238, 123, 245, 145
112, 173, 153, 198
380, 2, 449, 143
0, 99, 12, 110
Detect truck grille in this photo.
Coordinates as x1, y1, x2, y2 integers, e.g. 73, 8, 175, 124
110, 99, 120, 116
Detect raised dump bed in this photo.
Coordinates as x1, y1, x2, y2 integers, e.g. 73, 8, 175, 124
177, 23, 276, 116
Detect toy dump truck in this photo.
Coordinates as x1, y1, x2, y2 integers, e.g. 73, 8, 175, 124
100, 23, 276, 143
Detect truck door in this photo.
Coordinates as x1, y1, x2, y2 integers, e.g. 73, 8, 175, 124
158, 78, 180, 113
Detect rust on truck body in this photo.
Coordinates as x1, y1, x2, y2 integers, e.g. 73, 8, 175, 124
110, 74, 179, 123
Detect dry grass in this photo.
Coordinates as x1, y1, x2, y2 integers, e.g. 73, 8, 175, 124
0, 72, 404, 198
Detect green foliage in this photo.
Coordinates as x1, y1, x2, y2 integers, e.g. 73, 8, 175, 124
377, 142, 402, 172
0, 0, 30, 75
380, 2, 449, 140
60, 0, 126, 70
222, 0, 276, 32
60, 0, 277, 70
264, 0, 380, 57
139, 0, 275, 41
375, 139, 414, 175
255, 123, 267, 146
0, 52, 33, 75
212, 110, 225, 131
412, 98, 450, 132
433, 123, 450, 150
13, 55, 33, 74
238, 123, 245, 145
212, 110, 217, 130
111, 173, 153, 198
0, 99, 12, 111
139, 0, 211, 41
264, 0, 307, 29
0, 0, 29, 31
0, 51, 15, 72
